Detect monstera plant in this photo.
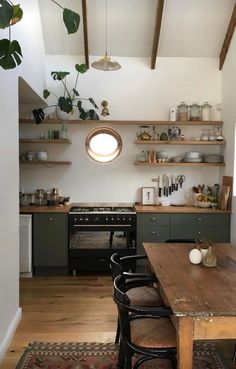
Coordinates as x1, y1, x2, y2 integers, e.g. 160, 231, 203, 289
33, 63, 99, 124
0, 0, 80, 70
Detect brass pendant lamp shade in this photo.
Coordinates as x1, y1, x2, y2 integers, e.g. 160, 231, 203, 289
92, 0, 121, 71
92, 52, 121, 71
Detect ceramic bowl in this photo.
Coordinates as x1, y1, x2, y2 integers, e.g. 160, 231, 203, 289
185, 151, 200, 159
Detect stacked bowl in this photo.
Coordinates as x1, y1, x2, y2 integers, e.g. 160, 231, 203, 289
184, 152, 202, 162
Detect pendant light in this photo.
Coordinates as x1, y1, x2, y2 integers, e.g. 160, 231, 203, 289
92, 0, 121, 71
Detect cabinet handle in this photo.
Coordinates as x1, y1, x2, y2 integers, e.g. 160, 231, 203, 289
198, 217, 202, 222
198, 231, 202, 235
151, 217, 156, 221
151, 231, 157, 234
49, 217, 53, 221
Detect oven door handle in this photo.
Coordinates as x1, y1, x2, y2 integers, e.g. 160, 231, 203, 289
72, 224, 132, 227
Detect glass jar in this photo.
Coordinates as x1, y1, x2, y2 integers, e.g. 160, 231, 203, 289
190, 103, 201, 121
201, 102, 212, 121
177, 102, 188, 121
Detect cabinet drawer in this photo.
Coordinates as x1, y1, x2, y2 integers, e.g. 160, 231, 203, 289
171, 226, 230, 242
171, 214, 230, 226
137, 214, 170, 226
137, 225, 170, 244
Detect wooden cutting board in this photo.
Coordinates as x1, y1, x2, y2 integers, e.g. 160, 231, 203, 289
220, 176, 233, 210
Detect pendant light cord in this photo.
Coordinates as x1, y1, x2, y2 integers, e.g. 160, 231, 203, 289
105, 0, 108, 54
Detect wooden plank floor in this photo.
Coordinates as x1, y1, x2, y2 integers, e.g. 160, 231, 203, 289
0, 275, 236, 369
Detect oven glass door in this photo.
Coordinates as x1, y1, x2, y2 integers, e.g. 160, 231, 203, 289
70, 226, 134, 250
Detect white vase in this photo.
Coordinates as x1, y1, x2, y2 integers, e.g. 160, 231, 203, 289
55, 106, 77, 120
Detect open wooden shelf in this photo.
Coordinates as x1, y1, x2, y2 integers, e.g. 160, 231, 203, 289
19, 119, 224, 126
134, 161, 225, 167
19, 138, 71, 144
135, 140, 226, 145
20, 160, 71, 166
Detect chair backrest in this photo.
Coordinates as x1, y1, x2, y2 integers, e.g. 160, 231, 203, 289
110, 253, 123, 280
110, 253, 140, 279
165, 238, 196, 243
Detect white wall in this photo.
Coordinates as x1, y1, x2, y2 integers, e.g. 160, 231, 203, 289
20, 56, 222, 204
0, 0, 45, 358
221, 31, 236, 242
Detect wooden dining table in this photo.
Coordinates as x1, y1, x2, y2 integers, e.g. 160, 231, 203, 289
144, 242, 236, 369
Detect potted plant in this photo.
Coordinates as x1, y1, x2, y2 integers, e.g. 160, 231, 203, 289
33, 63, 99, 124
0, 0, 80, 70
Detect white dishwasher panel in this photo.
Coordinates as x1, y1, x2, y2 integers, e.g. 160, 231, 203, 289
19, 214, 32, 273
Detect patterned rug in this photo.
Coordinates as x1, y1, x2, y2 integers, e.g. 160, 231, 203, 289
15, 341, 229, 369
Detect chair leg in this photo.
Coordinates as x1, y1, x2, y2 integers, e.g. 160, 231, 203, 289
115, 317, 120, 344
232, 343, 236, 363
118, 340, 125, 369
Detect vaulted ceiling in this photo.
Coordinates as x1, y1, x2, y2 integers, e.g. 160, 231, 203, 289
38, 0, 236, 69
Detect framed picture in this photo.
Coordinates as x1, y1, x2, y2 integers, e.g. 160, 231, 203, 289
141, 187, 156, 205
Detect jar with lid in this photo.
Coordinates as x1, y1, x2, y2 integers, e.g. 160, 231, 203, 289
190, 103, 201, 121
201, 102, 212, 121
36, 189, 45, 206
177, 102, 188, 121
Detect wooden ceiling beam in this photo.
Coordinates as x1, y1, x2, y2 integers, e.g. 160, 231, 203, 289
151, 0, 165, 69
82, 0, 89, 68
219, 3, 236, 70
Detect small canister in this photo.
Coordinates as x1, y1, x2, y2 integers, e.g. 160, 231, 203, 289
201, 102, 212, 121
177, 102, 188, 121
190, 103, 201, 121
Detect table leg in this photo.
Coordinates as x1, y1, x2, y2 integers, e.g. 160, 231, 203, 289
177, 316, 194, 369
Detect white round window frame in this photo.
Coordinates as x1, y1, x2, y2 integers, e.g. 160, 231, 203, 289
85, 127, 123, 163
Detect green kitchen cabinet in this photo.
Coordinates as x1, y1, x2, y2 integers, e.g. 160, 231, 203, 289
136, 212, 230, 256
170, 214, 230, 242
136, 214, 171, 254
33, 213, 68, 275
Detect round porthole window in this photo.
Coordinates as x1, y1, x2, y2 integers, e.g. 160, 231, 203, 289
85, 127, 123, 163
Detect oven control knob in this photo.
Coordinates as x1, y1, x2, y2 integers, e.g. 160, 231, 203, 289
117, 217, 120, 221
128, 217, 132, 221
79, 217, 83, 221
123, 217, 126, 221
84, 217, 89, 222
74, 217, 77, 222
94, 217, 99, 222
111, 217, 114, 221
105, 217, 109, 221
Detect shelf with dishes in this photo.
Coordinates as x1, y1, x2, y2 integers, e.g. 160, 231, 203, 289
135, 140, 225, 145
20, 160, 71, 166
19, 138, 71, 144
134, 161, 225, 167
19, 118, 224, 126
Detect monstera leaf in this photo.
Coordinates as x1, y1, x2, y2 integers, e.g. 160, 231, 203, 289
32, 108, 45, 124
75, 63, 88, 74
51, 71, 70, 81
10, 4, 23, 25
0, 38, 22, 69
63, 8, 80, 34
0, 0, 13, 28
58, 96, 73, 113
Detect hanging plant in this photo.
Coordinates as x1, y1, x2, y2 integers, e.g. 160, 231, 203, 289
0, 0, 80, 70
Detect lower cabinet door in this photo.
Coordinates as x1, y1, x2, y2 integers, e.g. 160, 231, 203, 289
170, 226, 230, 242
137, 225, 170, 254
33, 213, 68, 267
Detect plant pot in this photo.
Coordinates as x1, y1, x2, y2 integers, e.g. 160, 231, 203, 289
55, 106, 78, 120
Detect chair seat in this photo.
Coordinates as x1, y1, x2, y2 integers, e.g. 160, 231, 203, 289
127, 286, 163, 307
131, 317, 176, 348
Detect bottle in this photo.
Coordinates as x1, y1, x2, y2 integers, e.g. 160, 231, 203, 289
202, 246, 217, 267
60, 123, 69, 139
170, 107, 176, 121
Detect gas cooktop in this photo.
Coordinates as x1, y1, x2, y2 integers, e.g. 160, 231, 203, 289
69, 204, 135, 214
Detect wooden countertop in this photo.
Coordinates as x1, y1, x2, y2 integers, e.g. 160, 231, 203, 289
20, 205, 71, 213
134, 205, 231, 213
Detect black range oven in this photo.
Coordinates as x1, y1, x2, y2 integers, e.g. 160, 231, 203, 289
69, 204, 136, 273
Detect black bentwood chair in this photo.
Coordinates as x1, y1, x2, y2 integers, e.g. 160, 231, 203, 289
110, 253, 164, 344
113, 274, 177, 369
